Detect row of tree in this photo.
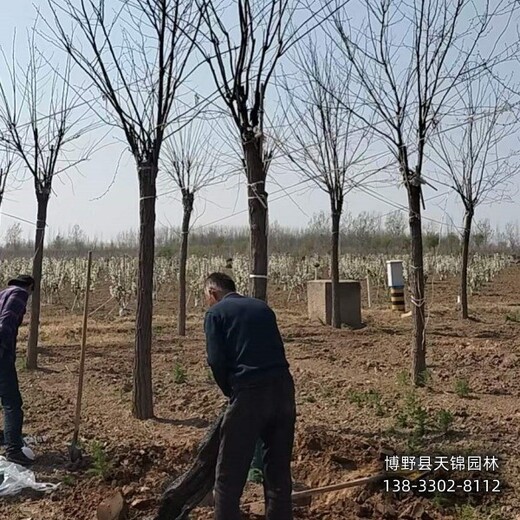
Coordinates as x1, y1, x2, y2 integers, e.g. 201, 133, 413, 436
2, 215, 519, 258
0, 0, 519, 418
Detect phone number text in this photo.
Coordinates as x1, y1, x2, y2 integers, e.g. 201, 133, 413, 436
383, 479, 500, 494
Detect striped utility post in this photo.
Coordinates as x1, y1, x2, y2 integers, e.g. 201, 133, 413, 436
386, 260, 406, 312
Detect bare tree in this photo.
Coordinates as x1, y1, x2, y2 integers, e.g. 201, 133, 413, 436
473, 219, 494, 251
431, 77, 519, 318
331, 0, 513, 384
193, 0, 287, 301
162, 121, 221, 336
279, 42, 374, 327
505, 221, 519, 252
194, 0, 330, 301
0, 36, 91, 369
49, 0, 200, 419
4, 222, 24, 251
385, 212, 408, 238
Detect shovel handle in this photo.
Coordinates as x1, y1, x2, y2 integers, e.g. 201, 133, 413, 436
72, 251, 93, 443
243, 473, 385, 511
290, 473, 385, 499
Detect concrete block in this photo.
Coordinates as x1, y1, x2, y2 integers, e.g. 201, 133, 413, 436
307, 280, 362, 327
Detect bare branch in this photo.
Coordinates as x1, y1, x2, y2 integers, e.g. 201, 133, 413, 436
430, 74, 520, 213
0, 29, 89, 199
162, 117, 225, 198
277, 40, 375, 212
0, 149, 14, 208
47, 0, 201, 165
330, 0, 515, 182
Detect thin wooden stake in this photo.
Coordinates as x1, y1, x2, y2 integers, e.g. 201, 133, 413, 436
71, 251, 93, 448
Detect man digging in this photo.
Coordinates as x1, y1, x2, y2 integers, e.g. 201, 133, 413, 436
217, 260, 266, 485
204, 272, 296, 520
0, 275, 34, 466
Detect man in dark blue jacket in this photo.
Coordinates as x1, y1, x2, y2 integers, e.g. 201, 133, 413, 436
204, 272, 296, 520
0, 275, 34, 466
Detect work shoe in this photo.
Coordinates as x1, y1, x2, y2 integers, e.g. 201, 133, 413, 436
6, 450, 34, 467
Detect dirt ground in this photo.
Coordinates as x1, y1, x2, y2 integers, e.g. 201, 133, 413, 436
0, 266, 519, 520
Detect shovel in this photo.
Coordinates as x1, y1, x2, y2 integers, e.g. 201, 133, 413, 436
69, 251, 93, 463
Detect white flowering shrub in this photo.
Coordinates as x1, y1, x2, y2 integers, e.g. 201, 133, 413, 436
0, 252, 512, 311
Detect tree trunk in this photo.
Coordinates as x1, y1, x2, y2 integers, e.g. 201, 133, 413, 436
26, 193, 50, 370
133, 162, 158, 420
407, 184, 427, 386
331, 209, 341, 329
460, 209, 473, 320
178, 192, 194, 337
243, 135, 268, 302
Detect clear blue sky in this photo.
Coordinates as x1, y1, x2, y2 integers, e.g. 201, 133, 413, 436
0, 0, 518, 243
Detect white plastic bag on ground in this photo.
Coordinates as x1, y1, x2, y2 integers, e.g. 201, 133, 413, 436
0, 457, 59, 496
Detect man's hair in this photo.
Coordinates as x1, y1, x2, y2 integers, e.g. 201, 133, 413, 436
205, 272, 236, 294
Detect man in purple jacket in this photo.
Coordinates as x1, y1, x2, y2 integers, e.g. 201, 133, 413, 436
0, 275, 34, 466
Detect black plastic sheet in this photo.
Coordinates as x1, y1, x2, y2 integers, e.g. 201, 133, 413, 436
155, 413, 224, 520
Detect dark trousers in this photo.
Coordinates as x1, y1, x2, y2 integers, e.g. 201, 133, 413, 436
214, 373, 296, 520
0, 358, 24, 455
